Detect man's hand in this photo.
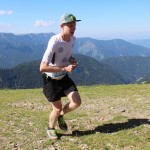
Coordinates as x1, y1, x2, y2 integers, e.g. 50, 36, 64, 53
64, 64, 77, 72
69, 57, 78, 65
61, 57, 78, 72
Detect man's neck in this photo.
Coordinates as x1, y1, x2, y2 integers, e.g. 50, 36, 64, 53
61, 33, 70, 42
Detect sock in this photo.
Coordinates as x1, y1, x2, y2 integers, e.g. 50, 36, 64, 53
48, 127, 55, 130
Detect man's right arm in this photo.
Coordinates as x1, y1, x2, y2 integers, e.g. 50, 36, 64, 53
39, 62, 63, 73
40, 62, 76, 73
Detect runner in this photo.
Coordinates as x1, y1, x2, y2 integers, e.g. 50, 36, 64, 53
40, 13, 82, 140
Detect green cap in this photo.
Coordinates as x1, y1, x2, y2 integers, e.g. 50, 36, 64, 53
60, 13, 81, 25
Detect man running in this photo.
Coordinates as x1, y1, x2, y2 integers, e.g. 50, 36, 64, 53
40, 13, 82, 140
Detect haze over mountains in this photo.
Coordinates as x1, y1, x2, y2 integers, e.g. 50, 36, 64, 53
0, 33, 150, 88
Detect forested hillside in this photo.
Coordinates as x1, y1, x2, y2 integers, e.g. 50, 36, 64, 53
101, 56, 150, 83
136, 72, 150, 84
0, 55, 125, 89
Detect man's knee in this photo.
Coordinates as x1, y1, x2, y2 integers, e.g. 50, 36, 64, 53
53, 107, 62, 115
51, 100, 63, 115
76, 98, 81, 107
73, 97, 81, 108
71, 91, 81, 107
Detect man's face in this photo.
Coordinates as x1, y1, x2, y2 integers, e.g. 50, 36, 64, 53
61, 22, 76, 36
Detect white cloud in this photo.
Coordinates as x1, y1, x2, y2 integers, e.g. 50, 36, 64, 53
34, 20, 55, 27
0, 10, 13, 15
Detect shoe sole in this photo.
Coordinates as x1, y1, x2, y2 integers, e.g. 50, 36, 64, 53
59, 125, 68, 131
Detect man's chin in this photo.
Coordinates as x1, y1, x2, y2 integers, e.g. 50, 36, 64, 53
71, 32, 74, 36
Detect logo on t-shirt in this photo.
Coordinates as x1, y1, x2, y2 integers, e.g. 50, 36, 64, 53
58, 47, 63, 53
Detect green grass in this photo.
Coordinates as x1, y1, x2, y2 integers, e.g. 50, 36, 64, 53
0, 84, 150, 150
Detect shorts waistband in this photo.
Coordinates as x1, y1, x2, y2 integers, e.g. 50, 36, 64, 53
43, 73, 65, 80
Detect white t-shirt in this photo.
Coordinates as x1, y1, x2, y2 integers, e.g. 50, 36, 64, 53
42, 33, 76, 79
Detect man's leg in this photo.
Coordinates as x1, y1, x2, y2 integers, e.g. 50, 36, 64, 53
47, 100, 62, 140
60, 91, 81, 115
57, 91, 81, 131
49, 100, 62, 128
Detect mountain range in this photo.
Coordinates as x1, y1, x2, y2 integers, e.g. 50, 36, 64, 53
0, 33, 54, 68
74, 38, 150, 61
1, 33, 150, 68
0, 33, 150, 88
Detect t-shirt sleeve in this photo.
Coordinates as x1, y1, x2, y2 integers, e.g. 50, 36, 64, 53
41, 36, 57, 64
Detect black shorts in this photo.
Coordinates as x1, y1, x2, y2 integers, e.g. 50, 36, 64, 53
42, 73, 78, 102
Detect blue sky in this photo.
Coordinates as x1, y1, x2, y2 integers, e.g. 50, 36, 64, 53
0, 0, 150, 40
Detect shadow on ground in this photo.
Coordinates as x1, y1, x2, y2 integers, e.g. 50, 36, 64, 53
59, 118, 150, 138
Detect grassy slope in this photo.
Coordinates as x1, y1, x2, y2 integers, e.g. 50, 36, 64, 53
0, 84, 150, 150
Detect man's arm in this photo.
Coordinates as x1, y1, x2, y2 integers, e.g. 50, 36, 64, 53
39, 62, 63, 73
40, 62, 77, 73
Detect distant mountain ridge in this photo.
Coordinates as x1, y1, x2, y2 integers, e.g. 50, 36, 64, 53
74, 38, 150, 61
0, 33, 54, 68
1, 33, 150, 68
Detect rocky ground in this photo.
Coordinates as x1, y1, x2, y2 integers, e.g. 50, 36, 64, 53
0, 85, 150, 150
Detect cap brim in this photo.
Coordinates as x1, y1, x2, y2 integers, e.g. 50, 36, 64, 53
60, 20, 81, 25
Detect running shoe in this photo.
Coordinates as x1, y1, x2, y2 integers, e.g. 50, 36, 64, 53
58, 115, 68, 131
47, 128, 58, 140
